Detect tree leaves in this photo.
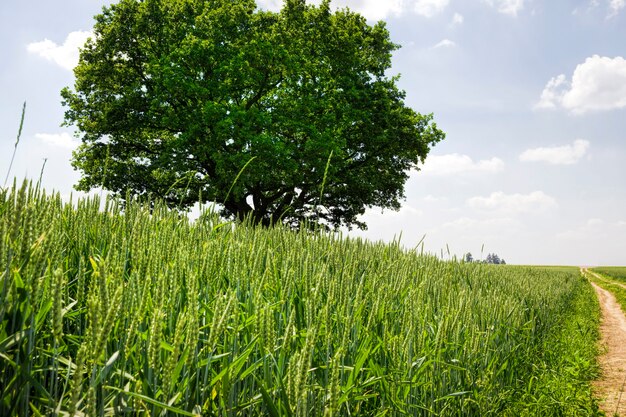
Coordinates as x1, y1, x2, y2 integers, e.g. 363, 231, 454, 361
63, 0, 445, 229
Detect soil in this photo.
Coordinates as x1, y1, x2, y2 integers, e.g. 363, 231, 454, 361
586, 268, 626, 416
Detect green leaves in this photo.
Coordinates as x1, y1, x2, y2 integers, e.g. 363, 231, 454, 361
63, 0, 444, 230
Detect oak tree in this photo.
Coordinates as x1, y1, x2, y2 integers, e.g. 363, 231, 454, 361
62, 0, 444, 229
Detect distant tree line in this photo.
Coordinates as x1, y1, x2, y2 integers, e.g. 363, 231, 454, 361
464, 253, 506, 265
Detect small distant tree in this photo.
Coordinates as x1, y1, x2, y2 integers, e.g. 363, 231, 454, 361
464, 252, 473, 263
484, 253, 505, 265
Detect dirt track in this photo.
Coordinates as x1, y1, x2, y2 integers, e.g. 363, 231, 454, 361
586, 268, 626, 416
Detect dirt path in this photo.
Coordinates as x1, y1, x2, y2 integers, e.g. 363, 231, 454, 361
585, 268, 626, 416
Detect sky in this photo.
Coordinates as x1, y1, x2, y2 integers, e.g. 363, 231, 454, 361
1, 0, 625, 265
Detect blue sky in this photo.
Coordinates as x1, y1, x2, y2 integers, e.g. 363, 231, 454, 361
1, 0, 625, 265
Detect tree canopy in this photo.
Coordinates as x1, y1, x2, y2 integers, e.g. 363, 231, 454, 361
62, 0, 445, 229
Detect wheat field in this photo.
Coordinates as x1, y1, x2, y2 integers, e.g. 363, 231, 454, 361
0, 180, 599, 416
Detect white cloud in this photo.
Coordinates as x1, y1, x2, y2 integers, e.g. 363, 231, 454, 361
413, 0, 449, 17
432, 39, 456, 49
467, 191, 558, 214
35, 133, 80, 149
420, 154, 504, 176
535, 74, 568, 110
609, 0, 626, 17
484, 0, 525, 16
256, 0, 284, 11
27, 31, 92, 71
536, 56, 626, 114
357, 0, 404, 20
519, 139, 590, 165
451, 12, 464, 25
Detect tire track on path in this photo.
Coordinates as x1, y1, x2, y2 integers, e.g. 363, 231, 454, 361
584, 268, 626, 416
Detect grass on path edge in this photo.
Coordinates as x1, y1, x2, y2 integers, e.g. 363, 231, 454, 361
507, 270, 602, 416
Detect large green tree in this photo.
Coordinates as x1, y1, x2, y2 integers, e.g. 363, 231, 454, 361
62, 0, 444, 229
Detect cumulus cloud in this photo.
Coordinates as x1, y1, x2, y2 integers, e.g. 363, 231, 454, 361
536, 55, 626, 114
484, 0, 525, 16
467, 191, 558, 214
257, 0, 447, 20
432, 39, 456, 49
535, 74, 568, 110
36, 133, 80, 149
420, 154, 504, 176
519, 139, 590, 165
27, 31, 92, 71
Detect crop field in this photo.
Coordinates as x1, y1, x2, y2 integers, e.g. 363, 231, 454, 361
0, 181, 600, 416
591, 267, 626, 282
